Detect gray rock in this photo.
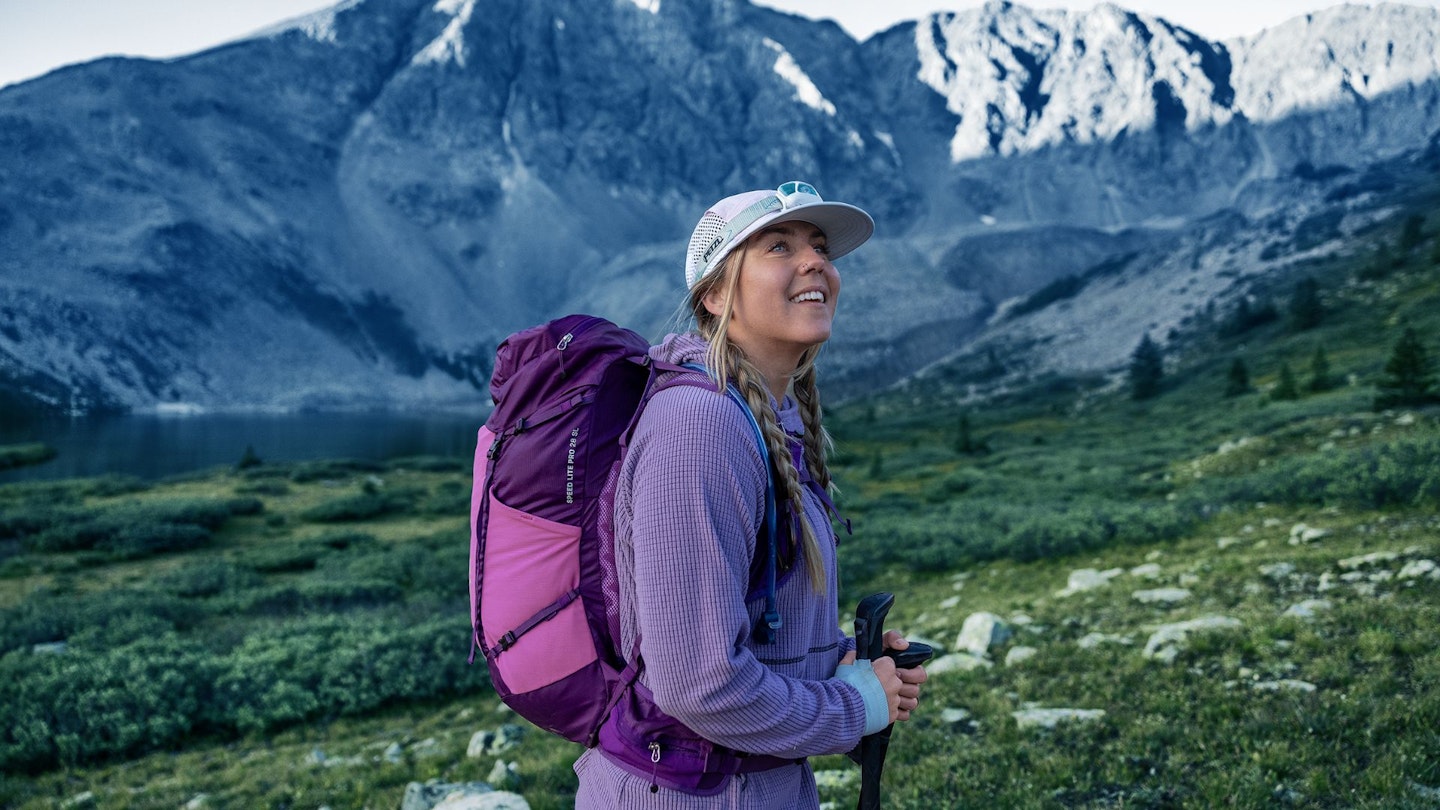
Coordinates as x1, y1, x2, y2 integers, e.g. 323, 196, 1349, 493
1289, 523, 1329, 545
1252, 679, 1317, 693
434, 793, 530, 810
1143, 616, 1243, 664
1398, 559, 1439, 580
1259, 562, 1296, 580
1129, 562, 1163, 579
403, 780, 527, 810
1004, 646, 1038, 666
31, 641, 68, 655
1056, 567, 1124, 597
927, 652, 994, 675
1076, 632, 1133, 649
1132, 588, 1191, 604
940, 707, 973, 725
467, 724, 524, 758
1282, 599, 1332, 619
1338, 551, 1401, 570
384, 741, 404, 764
485, 760, 521, 791
1012, 708, 1105, 730
955, 612, 1012, 656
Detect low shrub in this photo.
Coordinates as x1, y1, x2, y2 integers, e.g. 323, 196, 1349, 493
14, 497, 258, 556
158, 560, 263, 598
287, 459, 386, 484
301, 487, 420, 523
0, 443, 55, 471
0, 615, 490, 772
235, 541, 326, 573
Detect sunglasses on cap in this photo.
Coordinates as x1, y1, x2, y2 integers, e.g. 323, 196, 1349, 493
698, 181, 826, 267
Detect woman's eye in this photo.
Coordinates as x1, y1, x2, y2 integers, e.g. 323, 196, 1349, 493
766, 240, 789, 253
813, 243, 830, 255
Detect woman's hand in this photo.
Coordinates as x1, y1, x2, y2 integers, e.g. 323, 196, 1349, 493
838, 631, 927, 724
882, 630, 927, 723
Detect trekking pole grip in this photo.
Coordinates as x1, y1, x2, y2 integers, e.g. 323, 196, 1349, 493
853, 592, 894, 662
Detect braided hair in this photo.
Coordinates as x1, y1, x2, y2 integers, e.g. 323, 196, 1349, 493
689, 248, 835, 593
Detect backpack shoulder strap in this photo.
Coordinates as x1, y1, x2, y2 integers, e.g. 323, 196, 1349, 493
677, 363, 782, 644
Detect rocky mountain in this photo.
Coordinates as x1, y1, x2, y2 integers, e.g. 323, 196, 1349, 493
1, 0, 1438, 412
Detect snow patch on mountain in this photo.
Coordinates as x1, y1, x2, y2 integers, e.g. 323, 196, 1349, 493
765, 38, 837, 116
627, 0, 661, 14
415, 0, 476, 67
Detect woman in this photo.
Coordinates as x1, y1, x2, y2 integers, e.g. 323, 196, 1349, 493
575, 181, 926, 807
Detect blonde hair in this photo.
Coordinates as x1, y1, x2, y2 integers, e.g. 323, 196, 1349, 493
689, 249, 835, 593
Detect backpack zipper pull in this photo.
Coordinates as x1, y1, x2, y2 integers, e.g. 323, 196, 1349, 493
557, 332, 574, 379
648, 742, 662, 793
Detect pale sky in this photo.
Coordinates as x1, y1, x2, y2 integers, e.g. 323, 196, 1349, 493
1, 0, 1435, 90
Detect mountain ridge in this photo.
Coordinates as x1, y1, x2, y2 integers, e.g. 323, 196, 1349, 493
1, 0, 1438, 412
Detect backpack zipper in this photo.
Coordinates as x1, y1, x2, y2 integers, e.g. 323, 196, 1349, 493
556, 317, 601, 378
648, 742, 662, 793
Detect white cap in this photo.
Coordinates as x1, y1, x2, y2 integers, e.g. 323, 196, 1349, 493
684, 180, 874, 289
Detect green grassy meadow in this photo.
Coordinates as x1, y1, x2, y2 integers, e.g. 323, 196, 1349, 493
2, 201, 1440, 808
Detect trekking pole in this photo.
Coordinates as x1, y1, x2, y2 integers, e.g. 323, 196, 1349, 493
854, 592, 933, 810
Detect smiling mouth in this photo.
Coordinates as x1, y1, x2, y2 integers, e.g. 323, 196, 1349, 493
790, 291, 826, 304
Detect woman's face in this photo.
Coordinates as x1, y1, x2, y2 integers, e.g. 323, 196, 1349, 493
705, 220, 840, 369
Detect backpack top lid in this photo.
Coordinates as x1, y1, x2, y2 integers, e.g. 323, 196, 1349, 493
488, 314, 650, 411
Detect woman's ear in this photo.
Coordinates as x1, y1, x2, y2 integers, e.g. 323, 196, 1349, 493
701, 283, 726, 318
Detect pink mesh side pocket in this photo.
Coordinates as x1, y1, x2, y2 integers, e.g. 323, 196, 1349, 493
480, 493, 594, 694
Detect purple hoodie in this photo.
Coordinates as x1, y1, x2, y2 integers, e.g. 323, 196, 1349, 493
574, 333, 884, 808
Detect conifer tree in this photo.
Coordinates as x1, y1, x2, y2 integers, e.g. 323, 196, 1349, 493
955, 413, 975, 454
1400, 214, 1425, 253
1375, 327, 1437, 409
1224, 358, 1251, 398
1129, 334, 1164, 401
1288, 277, 1323, 331
1307, 345, 1334, 393
1272, 362, 1300, 401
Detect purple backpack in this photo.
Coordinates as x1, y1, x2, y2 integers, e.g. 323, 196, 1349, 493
469, 315, 790, 792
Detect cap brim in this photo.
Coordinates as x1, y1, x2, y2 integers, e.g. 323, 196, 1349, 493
732, 200, 875, 262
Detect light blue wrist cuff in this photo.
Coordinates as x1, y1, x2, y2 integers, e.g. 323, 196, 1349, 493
834, 660, 889, 735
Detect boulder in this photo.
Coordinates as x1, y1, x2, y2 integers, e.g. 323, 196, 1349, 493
1143, 616, 1243, 664
1289, 523, 1329, 545
1259, 562, 1296, 581
1056, 568, 1124, 597
468, 725, 524, 758
486, 760, 520, 791
927, 653, 994, 675
1132, 588, 1191, 604
402, 780, 530, 810
1338, 551, 1400, 570
1129, 563, 1163, 579
1282, 599, 1332, 619
1398, 559, 1440, 580
1004, 646, 1038, 666
1076, 632, 1133, 649
955, 612, 1012, 656
1251, 679, 1317, 693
